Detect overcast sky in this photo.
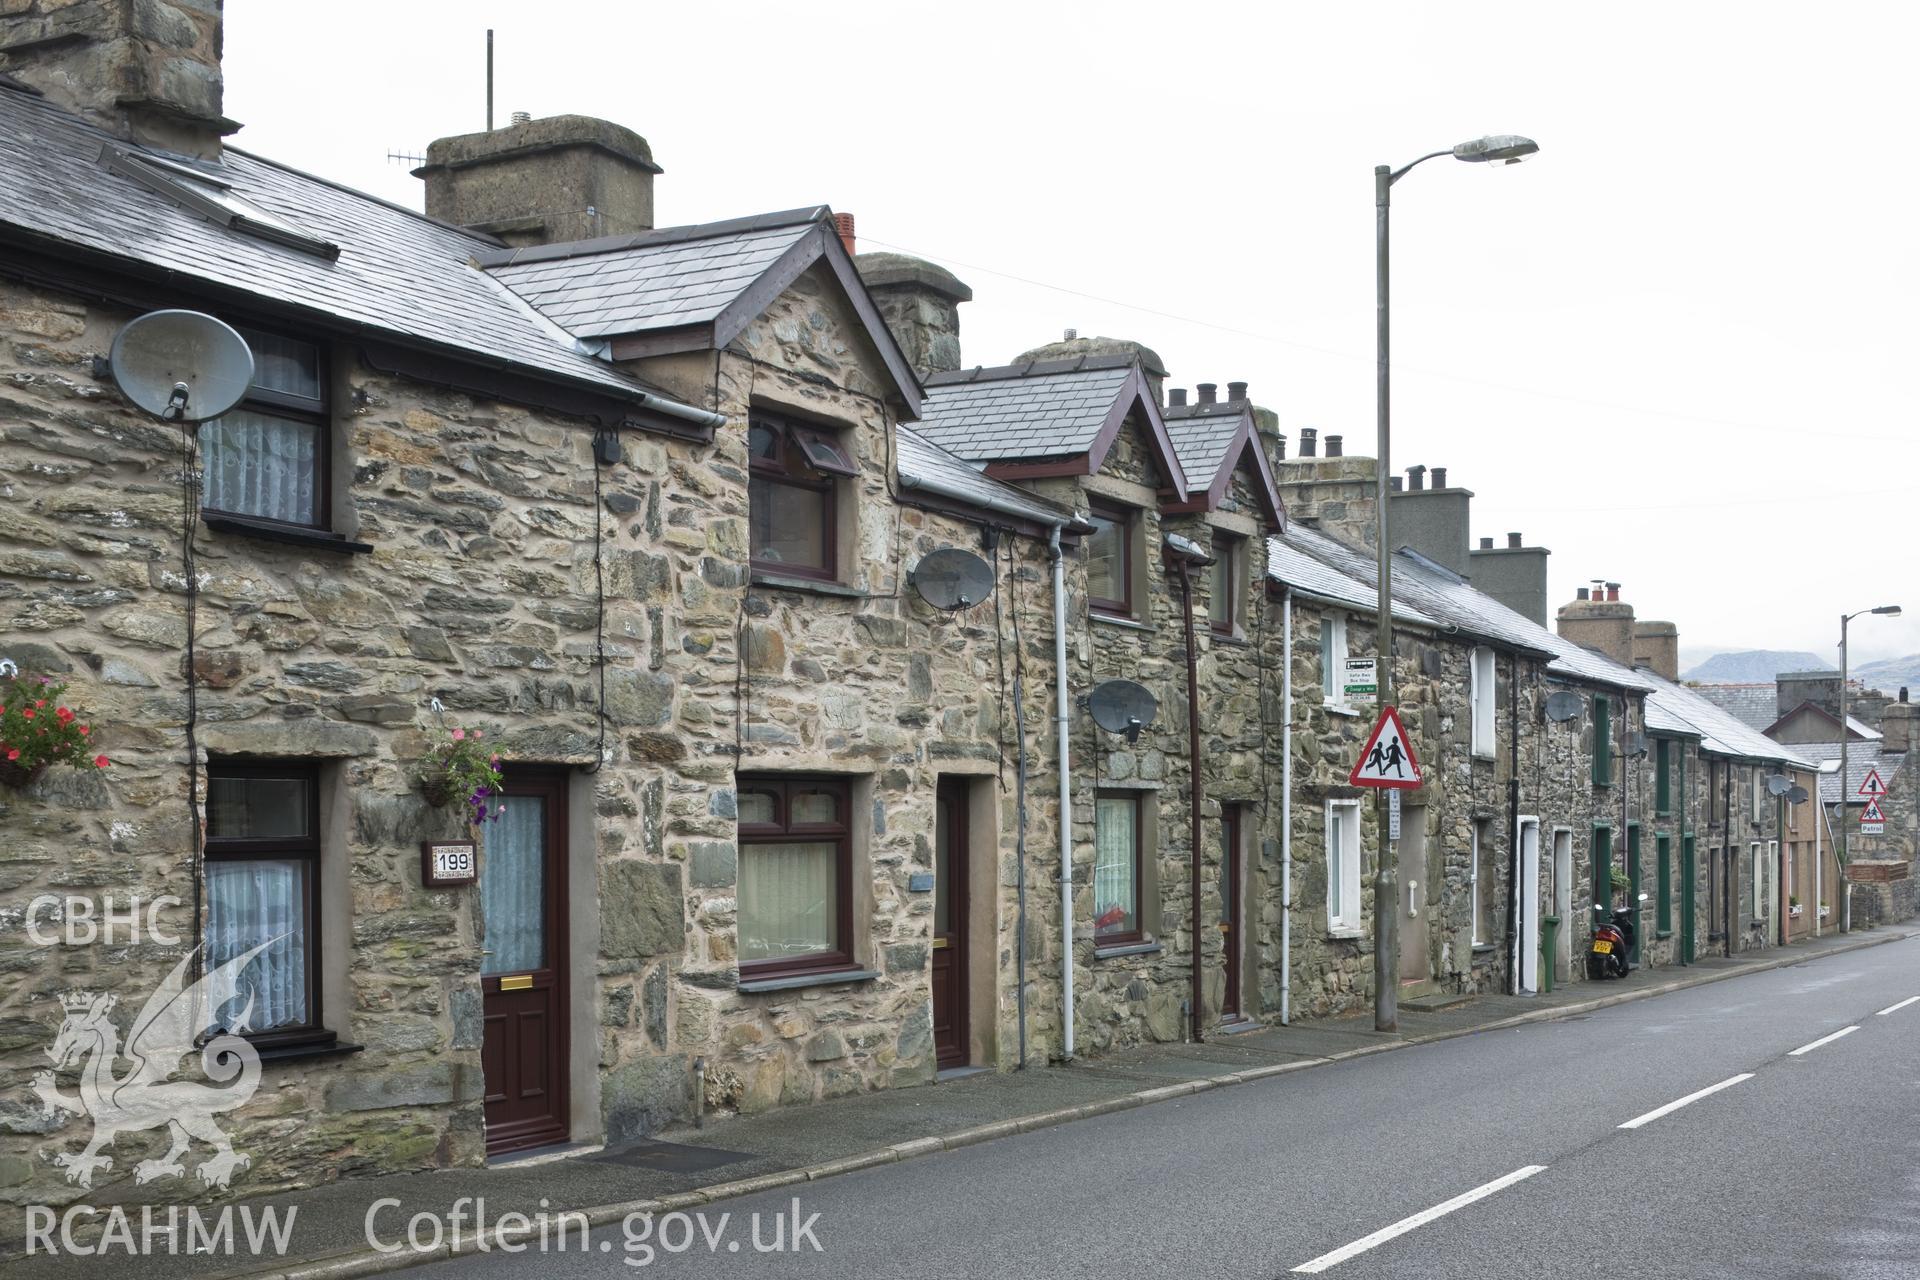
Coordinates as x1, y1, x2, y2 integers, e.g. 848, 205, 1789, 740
224, 1, 1920, 667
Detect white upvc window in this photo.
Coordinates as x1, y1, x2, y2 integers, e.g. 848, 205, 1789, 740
1326, 798, 1363, 933
1470, 646, 1497, 758
1751, 769, 1764, 823
1320, 613, 1349, 706
1751, 841, 1765, 918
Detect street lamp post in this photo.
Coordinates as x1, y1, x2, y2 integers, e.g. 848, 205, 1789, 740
1373, 134, 1537, 1033
1838, 603, 1902, 932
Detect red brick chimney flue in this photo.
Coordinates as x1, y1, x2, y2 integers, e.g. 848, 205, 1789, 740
833, 212, 856, 257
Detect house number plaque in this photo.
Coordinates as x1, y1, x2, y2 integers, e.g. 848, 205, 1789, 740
421, 840, 478, 888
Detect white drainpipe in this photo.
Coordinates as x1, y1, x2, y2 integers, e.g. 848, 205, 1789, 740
1051, 526, 1075, 1059
1280, 584, 1294, 1025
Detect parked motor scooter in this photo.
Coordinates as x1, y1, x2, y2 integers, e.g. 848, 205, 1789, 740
1587, 892, 1649, 980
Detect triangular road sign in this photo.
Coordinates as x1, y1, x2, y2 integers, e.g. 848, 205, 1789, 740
1861, 798, 1887, 822
1857, 767, 1888, 797
1349, 705, 1423, 789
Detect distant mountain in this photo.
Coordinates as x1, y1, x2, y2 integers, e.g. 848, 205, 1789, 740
1681, 650, 1830, 683
1856, 654, 1920, 696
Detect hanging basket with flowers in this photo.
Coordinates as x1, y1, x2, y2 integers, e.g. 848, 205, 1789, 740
0, 669, 110, 790
417, 724, 506, 826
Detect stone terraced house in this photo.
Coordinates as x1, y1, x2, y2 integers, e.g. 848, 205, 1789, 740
0, 0, 1893, 1235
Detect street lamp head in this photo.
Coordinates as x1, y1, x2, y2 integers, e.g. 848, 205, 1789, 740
1453, 135, 1539, 165
1872, 605, 1902, 616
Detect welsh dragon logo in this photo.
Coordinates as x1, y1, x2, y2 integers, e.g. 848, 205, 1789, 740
34, 940, 275, 1190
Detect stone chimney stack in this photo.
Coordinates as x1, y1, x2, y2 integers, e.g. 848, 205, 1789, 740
1470, 531, 1551, 625
0, 0, 237, 159
1882, 699, 1917, 753
1274, 442, 1378, 550
415, 114, 662, 247
1556, 580, 1636, 667
1632, 620, 1680, 682
1388, 462, 1473, 579
855, 253, 972, 381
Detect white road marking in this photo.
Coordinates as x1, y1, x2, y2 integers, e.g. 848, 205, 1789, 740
1617, 1073, 1754, 1130
1789, 1025, 1860, 1055
1875, 996, 1919, 1017
1290, 1166, 1547, 1273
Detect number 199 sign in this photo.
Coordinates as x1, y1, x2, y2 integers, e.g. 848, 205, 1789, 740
1349, 706, 1423, 790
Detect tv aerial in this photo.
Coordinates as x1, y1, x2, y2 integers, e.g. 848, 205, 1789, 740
1088, 679, 1158, 744
910, 548, 995, 612
106, 310, 253, 423
1544, 691, 1583, 724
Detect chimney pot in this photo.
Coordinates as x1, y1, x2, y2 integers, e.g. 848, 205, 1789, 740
1507, 531, 1522, 549
511, 110, 532, 126
1390, 476, 1403, 492
1606, 583, 1621, 602
1228, 380, 1248, 402
832, 212, 856, 257
1431, 466, 1448, 488
1577, 587, 1590, 601
1064, 328, 1077, 341
1407, 465, 1426, 491
1169, 388, 1188, 407
1480, 536, 1495, 549
1274, 432, 1287, 460
1299, 428, 1317, 457
1325, 434, 1344, 457
1197, 382, 1218, 405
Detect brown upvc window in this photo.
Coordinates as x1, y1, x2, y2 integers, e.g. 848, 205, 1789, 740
1093, 790, 1143, 945
748, 412, 854, 581
1086, 501, 1134, 617
1209, 533, 1243, 634
200, 327, 330, 531
736, 775, 855, 980
203, 760, 330, 1049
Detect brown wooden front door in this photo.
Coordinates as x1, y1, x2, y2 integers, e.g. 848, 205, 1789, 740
932, 779, 969, 1068
1219, 805, 1242, 1018
480, 770, 569, 1156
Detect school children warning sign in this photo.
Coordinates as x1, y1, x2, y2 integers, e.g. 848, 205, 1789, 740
1349, 705, 1423, 789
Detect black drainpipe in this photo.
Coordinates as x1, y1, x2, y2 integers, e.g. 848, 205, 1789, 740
1176, 556, 1205, 1044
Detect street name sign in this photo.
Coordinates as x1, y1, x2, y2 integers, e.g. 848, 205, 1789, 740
1349, 705, 1423, 789
1857, 767, 1888, 797
1343, 657, 1378, 702
1861, 798, 1887, 834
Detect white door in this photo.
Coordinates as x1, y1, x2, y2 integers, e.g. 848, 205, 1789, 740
1520, 819, 1541, 993
1553, 829, 1574, 980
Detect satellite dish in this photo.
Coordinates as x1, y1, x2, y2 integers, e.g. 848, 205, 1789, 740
1544, 691, 1583, 724
107, 309, 253, 423
1088, 679, 1157, 744
910, 548, 994, 611
1626, 730, 1648, 759
1787, 785, 1810, 805
1767, 773, 1792, 796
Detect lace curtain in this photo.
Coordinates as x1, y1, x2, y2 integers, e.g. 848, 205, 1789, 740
739, 842, 836, 962
482, 799, 545, 975
1093, 796, 1137, 938
205, 859, 306, 1032
201, 409, 319, 525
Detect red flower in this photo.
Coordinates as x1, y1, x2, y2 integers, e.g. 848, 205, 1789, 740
93, 754, 109, 769
55, 707, 73, 724
5, 749, 17, 762
77, 725, 88, 736
33, 699, 45, 709
20, 708, 32, 720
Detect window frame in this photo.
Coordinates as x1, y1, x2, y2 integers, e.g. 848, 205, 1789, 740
1470, 818, 1494, 946
747, 411, 845, 583
1655, 739, 1672, 815
1092, 789, 1145, 947
735, 774, 856, 981
1470, 647, 1497, 758
1086, 500, 1136, 618
1591, 695, 1612, 787
1750, 769, 1764, 824
1750, 840, 1766, 919
202, 759, 328, 1050
1208, 532, 1244, 636
1656, 832, 1672, 934
1320, 612, 1350, 706
200, 325, 332, 533
1326, 798, 1363, 933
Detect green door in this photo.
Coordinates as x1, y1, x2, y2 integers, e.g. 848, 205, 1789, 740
1627, 824, 1642, 965
1681, 834, 1696, 964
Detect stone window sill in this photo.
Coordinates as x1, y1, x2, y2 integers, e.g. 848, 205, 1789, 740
1092, 940, 1162, 960
737, 967, 879, 995
749, 571, 870, 600
1655, 930, 1673, 940
1327, 928, 1366, 942
255, 1036, 364, 1065
204, 514, 372, 555
1212, 631, 1251, 648
1471, 943, 1497, 954
1324, 703, 1362, 717
1091, 612, 1152, 633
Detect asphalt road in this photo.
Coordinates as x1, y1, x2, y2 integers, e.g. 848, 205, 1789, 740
416, 936, 1920, 1279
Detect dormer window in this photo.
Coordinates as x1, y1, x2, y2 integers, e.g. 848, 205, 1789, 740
749, 412, 853, 581
103, 147, 341, 260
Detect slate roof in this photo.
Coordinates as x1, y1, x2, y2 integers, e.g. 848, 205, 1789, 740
1263, 526, 1439, 628
917, 359, 1139, 461
0, 82, 673, 408
1796, 742, 1908, 806
894, 426, 1075, 528
1692, 684, 1778, 732
1640, 670, 1814, 767
481, 211, 819, 338
1164, 403, 1247, 493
